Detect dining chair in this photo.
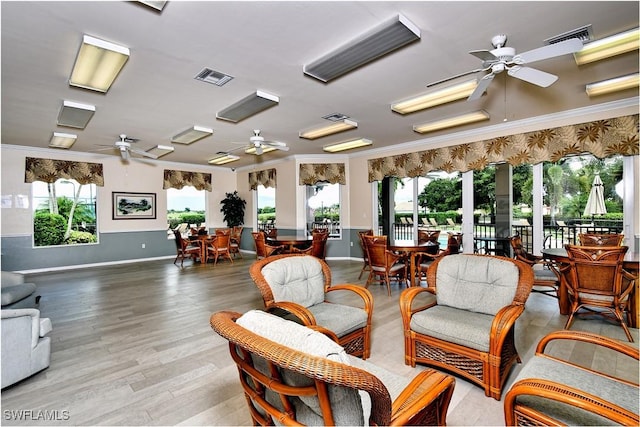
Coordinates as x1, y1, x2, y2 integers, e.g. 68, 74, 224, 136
357, 229, 373, 279
265, 227, 278, 238
418, 229, 440, 244
207, 229, 233, 265
230, 226, 243, 258
172, 230, 202, 265
363, 235, 407, 296
509, 235, 559, 299
252, 231, 285, 259
415, 234, 461, 285
293, 229, 329, 259
560, 244, 635, 342
578, 232, 624, 246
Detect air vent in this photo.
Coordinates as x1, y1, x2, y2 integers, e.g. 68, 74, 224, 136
322, 113, 349, 121
194, 68, 234, 86
544, 25, 593, 45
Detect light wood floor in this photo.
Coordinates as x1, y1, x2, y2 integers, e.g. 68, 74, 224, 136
2, 254, 638, 426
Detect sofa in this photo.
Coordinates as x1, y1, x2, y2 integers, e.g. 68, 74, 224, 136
1, 271, 40, 309
1, 308, 52, 388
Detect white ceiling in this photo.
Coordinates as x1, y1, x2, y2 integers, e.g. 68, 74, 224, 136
2, 1, 638, 169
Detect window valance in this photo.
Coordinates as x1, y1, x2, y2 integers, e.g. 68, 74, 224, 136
367, 114, 639, 182
249, 168, 276, 190
163, 169, 212, 191
25, 157, 104, 186
299, 163, 346, 186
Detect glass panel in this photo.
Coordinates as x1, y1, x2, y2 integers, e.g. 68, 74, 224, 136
257, 185, 276, 233
306, 183, 341, 238
167, 186, 205, 237
32, 179, 98, 247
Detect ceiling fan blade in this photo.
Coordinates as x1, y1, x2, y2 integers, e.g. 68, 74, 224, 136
426, 67, 486, 87
508, 66, 558, 87
129, 147, 159, 159
513, 38, 583, 64
468, 73, 494, 100
469, 49, 498, 62
271, 144, 289, 151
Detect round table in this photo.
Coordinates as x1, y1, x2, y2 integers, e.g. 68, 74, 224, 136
267, 235, 312, 253
389, 240, 439, 287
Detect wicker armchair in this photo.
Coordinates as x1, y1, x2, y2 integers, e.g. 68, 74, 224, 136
504, 330, 639, 426
250, 254, 373, 359
211, 310, 456, 426
399, 254, 534, 400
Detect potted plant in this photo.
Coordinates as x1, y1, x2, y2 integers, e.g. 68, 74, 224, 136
220, 191, 246, 227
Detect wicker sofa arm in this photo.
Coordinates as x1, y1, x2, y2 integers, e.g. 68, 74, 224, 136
265, 301, 317, 326
390, 369, 455, 426
399, 287, 437, 330
536, 330, 639, 361
489, 304, 526, 353
504, 378, 639, 426
326, 284, 373, 312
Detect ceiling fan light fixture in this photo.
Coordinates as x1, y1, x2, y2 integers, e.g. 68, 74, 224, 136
574, 27, 639, 65
171, 125, 213, 144
145, 145, 174, 158
391, 79, 479, 114
208, 153, 240, 165
57, 100, 96, 129
69, 35, 130, 93
413, 110, 490, 134
586, 73, 640, 96
299, 119, 357, 140
49, 132, 77, 149
245, 145, 276, 155
323, 138, 372, 153
137, 1, 167, 11
303, 14, 420, 82
216, 90, 279, 123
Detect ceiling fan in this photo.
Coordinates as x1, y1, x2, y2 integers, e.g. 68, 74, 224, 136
233, 130, 289, 155
428, 35, 584, 101
95, 134, 158, 161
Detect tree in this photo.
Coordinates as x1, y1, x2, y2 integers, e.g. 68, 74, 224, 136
473, 167, 496, 215
418, 178, 461, 212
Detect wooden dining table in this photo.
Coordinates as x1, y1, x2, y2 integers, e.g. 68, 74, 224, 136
541, 247, 640, 327
266, 235, 312, 253
188, 234, 216, 263
389, 240, 440, 287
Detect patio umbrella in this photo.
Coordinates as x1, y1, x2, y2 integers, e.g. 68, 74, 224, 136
583, 174, 607, 218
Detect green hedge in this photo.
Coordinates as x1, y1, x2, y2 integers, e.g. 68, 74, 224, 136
34, 212, 66, 246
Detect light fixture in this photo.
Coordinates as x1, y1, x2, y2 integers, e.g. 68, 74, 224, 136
585, 73, 640, 96
323, 138, 372, 153
57, 100, 95, 129
137, 1, 167, 11
216, 90, 279, 123
574, 27, 639, 65
245, 146, 276, 155
49, 132, 77, 149
303, 14, 420, 82
391, 79, 479, 114
171, 126, 213, 144
413, 110, 490, 134
69, 35, 130, 93
208, 153, 240, 165
299, 119, 357, 140
145, 145, 174, 158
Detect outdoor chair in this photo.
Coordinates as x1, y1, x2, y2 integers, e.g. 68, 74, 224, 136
363, 235, 407, 297
504, 330, 639, 426
559, 244, 635, 342
173, 229, 201, 265
207, 229, 233, 265
446, 218, 458, 228
429, 218, 439, 228
252, 231, 286, 259
578, 232, 624, 246
510, 235, 559, 299
399, 254, 534, 400
249, 254, 374, 359
210, 309, 455, 426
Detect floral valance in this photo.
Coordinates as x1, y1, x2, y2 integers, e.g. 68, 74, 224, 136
299, 163, 346, 185
249, 168, 276, 190
368, 114, 639, 182
25, 157, 104, 186
163, 169, 212, 191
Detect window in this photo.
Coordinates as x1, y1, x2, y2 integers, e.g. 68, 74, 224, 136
32, 179, 97, 246
306, 183, 341, 237
167, 186, 205, 235
256, 185, 276, 232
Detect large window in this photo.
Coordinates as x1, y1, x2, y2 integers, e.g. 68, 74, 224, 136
32, 179, 97, 246
256, 185, 276, 232
167, 186, 205, 235
306, 183, 341, 237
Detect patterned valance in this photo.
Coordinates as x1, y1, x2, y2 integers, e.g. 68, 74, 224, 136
299, 163, 346, 185
163, 169, 212, 191
368, 114, 639, 182
249, 168, 276, 190
25, 157, 104, 186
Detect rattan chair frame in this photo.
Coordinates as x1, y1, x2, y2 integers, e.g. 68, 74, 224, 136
173, 230, 201, 265
510, 235, 559, 298
578, 232, 624, 246
210, 310, 455, 426
560, 244, 635, 342
357, 230, 373, 280
249, 253, 374, 359
252, 231, 286, 259
504, 330, 639, 426
207, 229, 233, 265
363, 235, 407, 297
399, 254, 534, 400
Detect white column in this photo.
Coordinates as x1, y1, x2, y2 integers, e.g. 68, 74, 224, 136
462, 170, 474, 253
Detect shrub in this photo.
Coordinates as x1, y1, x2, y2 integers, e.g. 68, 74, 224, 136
65, 231, 97, 244
34, 212, 66, 246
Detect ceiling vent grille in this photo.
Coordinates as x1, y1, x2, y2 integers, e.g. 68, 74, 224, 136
323, 113, 349, 121
544, 25, 593, 45
194, 68, 234, 86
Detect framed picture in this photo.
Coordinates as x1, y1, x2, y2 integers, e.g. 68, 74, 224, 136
112, 192, 156, 220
